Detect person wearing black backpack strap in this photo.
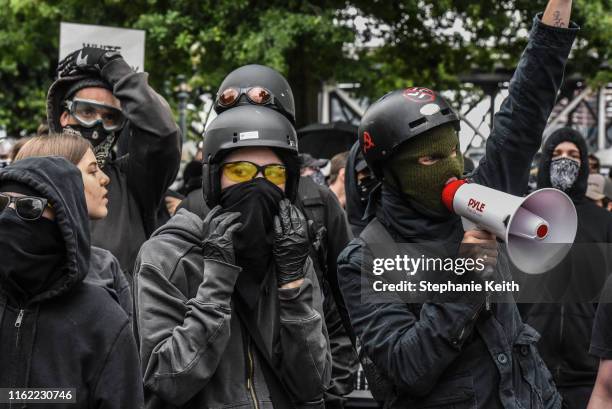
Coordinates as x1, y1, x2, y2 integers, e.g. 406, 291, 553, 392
337, 1, 578, 407
135, 105, 331, 408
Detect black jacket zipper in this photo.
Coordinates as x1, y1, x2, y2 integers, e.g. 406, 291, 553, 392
246, 337, 260, 409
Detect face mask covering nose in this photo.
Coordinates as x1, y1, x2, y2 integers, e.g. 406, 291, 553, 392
550, 157, 580, 192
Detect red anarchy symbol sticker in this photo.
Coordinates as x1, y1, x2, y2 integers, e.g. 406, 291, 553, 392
403, 87, 436, 103
363, 131, 375, 153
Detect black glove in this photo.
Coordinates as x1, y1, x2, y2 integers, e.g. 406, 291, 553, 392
273, 199, 310, 287
57, 47, 122, 78
202, 205, 242, 265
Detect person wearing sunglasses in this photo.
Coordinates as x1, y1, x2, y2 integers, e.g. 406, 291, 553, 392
0, 156, 143, 408
210, 64, 359, 409
46, 47, 181, 283
135, 105, 331, 409
213, 64, 296, 124
14, 130, 133, 323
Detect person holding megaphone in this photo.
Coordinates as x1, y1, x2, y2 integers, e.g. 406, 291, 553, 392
337, 1, 578, 407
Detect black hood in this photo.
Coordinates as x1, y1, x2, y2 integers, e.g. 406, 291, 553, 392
46, 72, 112, 134
537, 128, 589, 202
0, 156, 90, 302
345, 142, 369, 236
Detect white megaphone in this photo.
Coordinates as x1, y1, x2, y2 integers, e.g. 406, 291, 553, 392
442, 179, 577, 275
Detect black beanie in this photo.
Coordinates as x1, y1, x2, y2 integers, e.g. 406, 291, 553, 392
65, 77, 112, 100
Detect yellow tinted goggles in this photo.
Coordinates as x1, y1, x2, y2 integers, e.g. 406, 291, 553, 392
222, 161, 287, 185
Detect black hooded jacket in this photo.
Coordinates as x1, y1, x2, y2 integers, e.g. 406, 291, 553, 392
338, 16, 577, 408
176, 177, 359, 405
48, 59, 182, 275
0, 157, 143, 409
521, 129, 612, 390
344, 142, 373, 237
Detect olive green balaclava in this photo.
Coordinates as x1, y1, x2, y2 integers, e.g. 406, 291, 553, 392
383, 124, 464, 215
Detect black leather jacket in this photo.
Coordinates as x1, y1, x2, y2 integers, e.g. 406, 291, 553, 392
135, 210, 332, 408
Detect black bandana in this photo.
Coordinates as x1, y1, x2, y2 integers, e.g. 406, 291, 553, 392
549, 157, 580, 192
220, 178, 284, 308
65, 125, 116, 168
0, 209, 65, 301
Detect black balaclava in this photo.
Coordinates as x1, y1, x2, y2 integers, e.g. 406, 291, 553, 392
537, 128, 589, 203
220, 177, 284, 308
63, 78, 117, 168
0, 182, 65, 301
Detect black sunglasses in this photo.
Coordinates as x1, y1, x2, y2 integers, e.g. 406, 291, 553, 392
0, 193, 50, 221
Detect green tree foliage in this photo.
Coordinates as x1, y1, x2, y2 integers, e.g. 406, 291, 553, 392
347, 0, 611, 100
0, 0, 608, 135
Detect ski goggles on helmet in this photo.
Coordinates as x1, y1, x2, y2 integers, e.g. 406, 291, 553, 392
65, 98, 126, 131
222, 161, 287, 185
0, 193, 51, 221
216, 86, 287, 112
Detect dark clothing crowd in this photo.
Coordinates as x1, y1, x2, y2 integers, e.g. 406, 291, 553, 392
2, 3, 612, 409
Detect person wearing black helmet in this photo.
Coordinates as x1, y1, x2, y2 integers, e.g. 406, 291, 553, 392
179, 64, 358, 407
214, 64, 296, 124
135, 105, 331, 409
46, 47, 181, 278
337, 1, 578, 408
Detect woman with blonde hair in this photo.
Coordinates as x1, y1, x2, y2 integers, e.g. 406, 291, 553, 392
15, 129, 132, 321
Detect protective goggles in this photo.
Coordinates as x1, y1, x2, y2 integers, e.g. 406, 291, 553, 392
65, 98, 126, 131
0, 193, 51, 221
222, 161, 287, 185
216, 86, 286, 111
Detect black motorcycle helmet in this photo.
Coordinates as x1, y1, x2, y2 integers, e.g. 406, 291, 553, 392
213, 64, 296, 124
202, 105, 300, 207
358, 87, 460, 180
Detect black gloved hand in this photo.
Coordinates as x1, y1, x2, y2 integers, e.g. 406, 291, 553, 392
202, 205, 242, 265
273, 199, 310, 287
57, 47, 122, 78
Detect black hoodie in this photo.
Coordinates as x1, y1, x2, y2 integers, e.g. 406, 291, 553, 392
47, 59, 182, 276
344, 142, 372, 237
0, 156, 143, 409
522, 128, 612, 392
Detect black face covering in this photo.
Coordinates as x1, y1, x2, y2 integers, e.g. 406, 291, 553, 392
0, 209, 65, 301
358, 174, 378, 205
220, 177, 285, 308
65, 125, 116, 168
